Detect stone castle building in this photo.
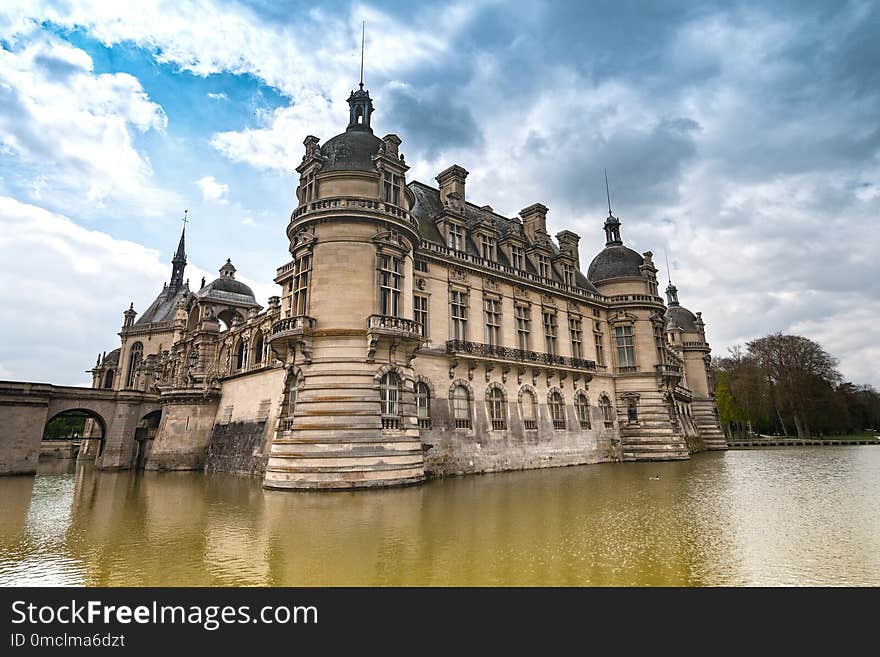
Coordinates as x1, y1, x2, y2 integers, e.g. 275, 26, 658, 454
88, 81, 727, 490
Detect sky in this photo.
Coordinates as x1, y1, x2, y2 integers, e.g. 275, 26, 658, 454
0, 0, 877, 387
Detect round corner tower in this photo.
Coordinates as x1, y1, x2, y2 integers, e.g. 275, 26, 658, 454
263, 83, 426, 490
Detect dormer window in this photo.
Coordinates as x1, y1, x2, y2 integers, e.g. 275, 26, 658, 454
510, 245, 524, 270
538, 255, 550, 279
383, 174, 402, 206
480, 235, 496, 261
448, 224, 464, 252
563, 263, 575, 286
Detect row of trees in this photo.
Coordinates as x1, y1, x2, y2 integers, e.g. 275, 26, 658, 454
713, 333, 880, 439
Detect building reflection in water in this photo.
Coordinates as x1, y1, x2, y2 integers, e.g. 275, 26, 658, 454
2, 449, 879, 586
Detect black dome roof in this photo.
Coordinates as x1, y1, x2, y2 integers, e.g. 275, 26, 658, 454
203, 277, 254, 296
665, 305, 698, 331
320, 129, 383, 173
587, 245, 644, 283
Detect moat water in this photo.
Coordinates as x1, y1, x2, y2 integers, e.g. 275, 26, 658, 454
1, 447, 879, 586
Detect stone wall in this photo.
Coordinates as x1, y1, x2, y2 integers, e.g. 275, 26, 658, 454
146, 392, 220, 471
416, 354, 620, 477
204, 420, 268, 476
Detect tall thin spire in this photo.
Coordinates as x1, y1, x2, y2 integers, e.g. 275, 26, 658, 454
604, 168, 612, 217
664, 249, 679, 306
359, 20, 365, 90
170, 210, 188, 292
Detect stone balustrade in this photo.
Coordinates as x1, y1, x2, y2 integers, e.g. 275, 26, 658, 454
269, 315, 316, 341
291, 196, 419, 231
367, 314, 422, 337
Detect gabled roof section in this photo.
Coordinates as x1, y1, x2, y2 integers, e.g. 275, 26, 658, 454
408, 180, 599, 294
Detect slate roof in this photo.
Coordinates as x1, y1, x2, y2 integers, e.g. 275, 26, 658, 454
586, 245, 645, 283
665, 305, 699, 331
319, 130, 384, 173
408, 180, 600, 295
135, 285, 189, 325
195, 277, 260, 307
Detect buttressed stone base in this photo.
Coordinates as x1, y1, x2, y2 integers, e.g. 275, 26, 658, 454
146, 390, 220, 471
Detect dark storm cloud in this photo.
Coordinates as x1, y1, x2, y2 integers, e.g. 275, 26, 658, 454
382, 85, 482, 159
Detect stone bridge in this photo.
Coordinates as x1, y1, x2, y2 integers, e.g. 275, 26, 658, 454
0, 380, 161, 475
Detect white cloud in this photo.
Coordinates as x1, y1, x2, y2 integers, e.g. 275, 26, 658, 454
0, 196, 209, 385
207, 91, 227, 100
1, 1, 484, 172
196, 175, 229, 204
0, 30, 174, 215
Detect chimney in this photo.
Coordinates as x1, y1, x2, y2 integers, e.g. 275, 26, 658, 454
436, 165, 468, 212
520, 203, 548, 242
556, 230, 581, 269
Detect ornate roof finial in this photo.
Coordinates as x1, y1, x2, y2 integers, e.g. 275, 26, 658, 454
665, 248, 672, 286
602, 169, 622, 247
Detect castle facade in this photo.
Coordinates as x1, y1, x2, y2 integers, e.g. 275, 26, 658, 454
88, 82, 727, 490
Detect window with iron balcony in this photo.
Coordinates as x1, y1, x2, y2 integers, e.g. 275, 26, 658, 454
570, 316, 583, 359
515, 303, 531, 351
484, 297, 501, 346
450, 289, 468, 340
543, 310, 558, 356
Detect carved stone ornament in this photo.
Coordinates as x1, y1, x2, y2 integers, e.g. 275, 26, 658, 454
483, 276, 500, 292
513, 286, 531, 301
449, 266, 469, 283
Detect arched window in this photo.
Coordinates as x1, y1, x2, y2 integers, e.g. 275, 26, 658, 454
488, 387, 506, 430
103, 369, 115, 389
627, 399, 639, 424
126, 342, 143, 388
600, 395, 614, 427
452, 385, 471, 429
575, 393, 591, 430
416, 382, 431, 429
380, 372, 400, 429
521, 389, 537, 430
253, 333, 264, 367
549, 391, 566, 430
281, 372, 299, 432
234, 339, 248, 371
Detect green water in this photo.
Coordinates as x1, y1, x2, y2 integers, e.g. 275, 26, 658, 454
1, 447, 879, 586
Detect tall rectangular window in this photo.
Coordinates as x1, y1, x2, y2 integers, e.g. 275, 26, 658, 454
414, 259, 428, 273
570, 316, 583, 359
515, 304, 531, 351
450, 289, 468, 340
384, 174, 402, 206
543, 310, 558, 355
414, 295, 429, 338
595, 331, 606, 366
481, 235, 496, 261
615, 325, 636, 368
510, 245, 524, 270
302, 172, 317, 203
563, 263, 575, 286
379, 255, 401, 317
292, 253, 312, 316
538, 255, 550, 279
484, 297, 501, 346
448, 224, 464, 251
